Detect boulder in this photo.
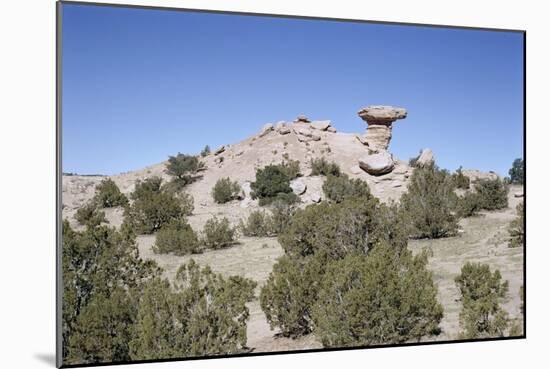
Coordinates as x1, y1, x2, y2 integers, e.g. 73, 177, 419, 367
290, 179, 307, 195
327, 126, 337, 133
358, 151, 395, 176
214, 145, 225, 155
275, 121, 291, 135
295, 115, 310, 123
259, 123, 274, 137
416, 148, 434, 167
311, 120, 331, 131
514, 191, 524, 198
308, 192, 321, 203
358, 105, 407, 125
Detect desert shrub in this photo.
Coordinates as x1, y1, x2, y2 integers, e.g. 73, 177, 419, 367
455, 262, 509, 339
508, 202, 524, 248
322, 174, 371, 203
130, 261, 256, 360
279, 159, 301, 180
278, 197, 385, 260
201, 216, 236, 249
508, 158, 524, 185
313, 244, 443, 347
400, 165, 459, 239
310, 157, 341, 176
123, 177, 189, 234
260, 254, 326, 337
75, 201, 107, 227
452, 166, 470, 190
212, 177, 242, 204
474, 178, 509, 210
269, 201, 296, 235
251, 164, 298, 206
165, 153, 205, 186
408, 150, 422, 168
239, 210, 275, 237
456, 192, 482, 218
153, 218, 201, 255
93, 178, 128, 208
200, 145, 211, 157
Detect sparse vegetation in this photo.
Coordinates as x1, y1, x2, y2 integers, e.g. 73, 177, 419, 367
201, 216, 237, 249
322, 174, 371, 203
455, 262, 510, 339
93, 178, 128, 208
200, 145, 211, 157
153, 217, 201, 255
279, 159, 301, 180
508, 202, 524, 248
456, 192, 482, 218
165, 153, 205, 187
75, 201, 107, 227
508, 158, 524, 185
400, 165, 459, 239
310, 157, 341, 176
474, 178, 509, 211
239, 210, 275, 237
452, 166, 470, 189
251, 164, 299, 206
212, 177, 242, 204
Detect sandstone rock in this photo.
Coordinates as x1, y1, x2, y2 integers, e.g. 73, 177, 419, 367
311, 120, 331, 131
290, 179, 307, 195
514, 191, 524, 198
462, 169, 499, 182
295, 115, 310, 123
363, 125, 392, 152
350, 165, 362, 175
275, 121, 291, 135
416, 148, 434, 167
358, 105, 407, 125
259, 123, 274, 137
391, 181, 403, 188
309, 192, 321, 203
327, 126, 337, 133
358, 151, 395, 176
214, 145, 225, 155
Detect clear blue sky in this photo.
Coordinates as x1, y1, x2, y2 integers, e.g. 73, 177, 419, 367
61, 3, 524, 176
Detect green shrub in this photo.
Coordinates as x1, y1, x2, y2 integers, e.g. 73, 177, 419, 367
201, 216, 236, 249
200, 145, 211, 157
130, 261, 256, 360
239, 210, 275, 237
165, 153, 205, 186
400, 165, 459, 239
269, 201, 296, 235
452, 166, 470, 190
212, 177, 242, 204
260, 254, 326, 337
313, 244, 443, 347
474, 178, 509, 210
456, 192, 482, 218
508, 202, 524, 248
153, 218, 201, 255
75, 201, 107, 227
93, 178, 128, 208
508, 158, 524, 185
310, 157, 341, 176
322, 174, 371, 203
278, 197, 384, 260
251, 164, 298, 206
123, 177, 190, 234
455, 262, 509, 339
279, 159, 301, 180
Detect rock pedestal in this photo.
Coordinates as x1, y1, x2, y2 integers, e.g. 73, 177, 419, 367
357, 106, 407, 153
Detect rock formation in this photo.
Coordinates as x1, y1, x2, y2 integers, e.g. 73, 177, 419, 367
416, 148, 434, 167
356, 105, 407, 176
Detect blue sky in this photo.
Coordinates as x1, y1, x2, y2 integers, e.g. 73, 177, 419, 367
62, 3, 524, 176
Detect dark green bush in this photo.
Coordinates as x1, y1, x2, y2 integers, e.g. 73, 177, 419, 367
200, 145, 211, 157
456, 192, 482, 218
508, 158, 524, 185
452, 166, 471, 190
165, 153, 205, 186
313, 244, 443, 347
123, 177, 191, 234
322, 174, 371, 203
260, 254, 326, 337
508, 202, 524, 248
212, 177, 242, 204
93, 178, 128, 208
239, 210, 275, 237
75, 201, 107, 227
310, 157, 341, 176
474, 178, 509, 210
269, 201, 296, 235
153, 218, 201, 255
130, 261, 256, 360
251, 165, 298, 206
455, 262, 509, 339
201, 216, 236, 249
400, 165, 459, 239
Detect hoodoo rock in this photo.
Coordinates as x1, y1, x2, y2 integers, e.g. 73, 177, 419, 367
357, 105, 407, 153
358, 151, 395, 175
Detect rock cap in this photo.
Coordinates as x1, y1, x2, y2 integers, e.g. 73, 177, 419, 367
358, 105, 407, 125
